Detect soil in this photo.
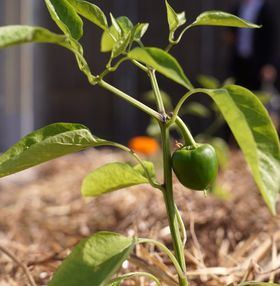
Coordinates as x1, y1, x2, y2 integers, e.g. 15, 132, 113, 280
0, 148, 279, 286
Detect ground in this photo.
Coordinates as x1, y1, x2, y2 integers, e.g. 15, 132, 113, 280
0, 148, 279, 286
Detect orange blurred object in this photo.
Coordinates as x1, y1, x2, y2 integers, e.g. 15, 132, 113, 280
128, 136, 159, 155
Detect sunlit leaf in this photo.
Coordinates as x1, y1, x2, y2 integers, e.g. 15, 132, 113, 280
192, 11, 260, 28
0, 25, 67, 48
48, 232, 135, 286
66, 0, 108, 30
128, 47, 193, 90
0, 123, 103, 178
131, 23, 149, 42
81, 161, 155, 197
45, 0, 83, 40
101, 16, 133, 53
165, 0, 186, 33
202, 85, 280, 214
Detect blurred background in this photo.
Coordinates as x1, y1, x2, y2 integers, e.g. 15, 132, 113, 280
1, 0, 280, 150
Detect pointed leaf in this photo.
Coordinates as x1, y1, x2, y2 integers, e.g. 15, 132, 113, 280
165, 0, 186, 33
101, 16, 133, 52
48, 232, 135, 286
45, 0, 83, 40
111, 32, 131, 58
131, 23, 149, 42
202, 85, 280, 214
0, 25, 67, 48
66, 0, 108, 30
82, 162, 152, 197
128, 47, 193, 90
192, 11, 260, 28
0, 123, 103, 178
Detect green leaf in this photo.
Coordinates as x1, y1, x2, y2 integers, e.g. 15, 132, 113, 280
165, 0, 186, 33
128, 47, 193, 90
116, 16, 134, 35
0, 123, 103, 178
81, 162, 153, 197
111, 31, 131, 58
192, 11, 260, 28
101, 26, 118, 52
131, 23, 149, 42
203, 85, 280, 214
66, 0, 107, 30
48, 232, 135, 286
0, 25, 67, 49
110, 13, 122, 35
45, 0, 83, 40
101, 16, 133, 53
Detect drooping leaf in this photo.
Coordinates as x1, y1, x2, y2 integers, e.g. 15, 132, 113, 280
165, 0, 186, 34
128, 47, 193, 90
201, 85, 280, 214
48, 232, 135, 286
81, 161, 155, 197
45, 0, 83, 40
66, 0, 108, 30
0, 123, 104, 178
0, 25, 67, 48
192, 11, 260, 28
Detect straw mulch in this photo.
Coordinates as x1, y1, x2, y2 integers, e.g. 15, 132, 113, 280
0, 148, 279, 286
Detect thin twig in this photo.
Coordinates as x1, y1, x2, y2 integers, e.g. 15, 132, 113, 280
0, 245, 36, 286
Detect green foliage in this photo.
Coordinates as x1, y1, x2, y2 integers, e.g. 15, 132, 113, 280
81, 161, 156, 197
128, 47, 193, 90
100, 16, 148, 56
66, 0, 108, 30
45, 0, 83, 40
165, 0, 186, 39
0, 1, 279, 285
0, 26, 66, 48
203, 86, 280, 214
192, 11, 261, 28
0, 123, 103, 178
48, 232, 135, 286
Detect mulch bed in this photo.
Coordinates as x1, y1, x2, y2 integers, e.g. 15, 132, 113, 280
0, 148, 279, 285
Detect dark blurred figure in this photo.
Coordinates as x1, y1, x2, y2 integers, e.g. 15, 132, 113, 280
227, 0, 278, 90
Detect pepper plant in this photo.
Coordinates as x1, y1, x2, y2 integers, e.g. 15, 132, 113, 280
0, 1, 280, 285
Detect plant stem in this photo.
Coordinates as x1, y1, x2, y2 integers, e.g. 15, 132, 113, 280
175, 117, 197, 147
149, 69, 166, 114
160, 123, 189, 286
98, 79, 161, 120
